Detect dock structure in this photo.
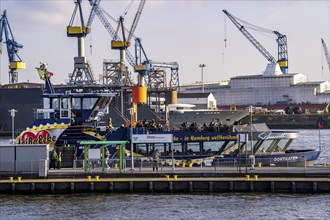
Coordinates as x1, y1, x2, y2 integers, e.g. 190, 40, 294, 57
1, 167, 329, 194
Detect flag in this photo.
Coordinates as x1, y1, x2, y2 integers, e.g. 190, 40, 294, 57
36, 68, 46, 80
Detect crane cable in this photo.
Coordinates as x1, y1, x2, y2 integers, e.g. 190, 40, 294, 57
222, 13, 227, 64
102, 7, 134, 38
231, 13, 276, 41
121, 0, 135, 17
322, 43, 324, 78
233, 14, 273, 34
90, 30, 93, 55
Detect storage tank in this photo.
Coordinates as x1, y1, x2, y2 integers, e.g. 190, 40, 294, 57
132, 86, 147, 103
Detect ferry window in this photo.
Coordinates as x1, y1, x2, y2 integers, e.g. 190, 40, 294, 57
154, 144, 165, 155
51, 98, 59, 110
273, 139, 290, 152
61, 98, 69, 109
187, 143, 199, 155
83, 98, 97, 109
218, 141, 237, 154
256, 140, 274, 153
136, 144, 147, 156
241, 141, 258, 154
204, 142, 224, 154
72, 98, 81, 109
172, 143, 182, 155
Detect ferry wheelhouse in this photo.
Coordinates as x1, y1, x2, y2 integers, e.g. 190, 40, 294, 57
16, 65, 116, 148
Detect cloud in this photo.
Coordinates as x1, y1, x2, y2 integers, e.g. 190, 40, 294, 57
1, 1, 81, 27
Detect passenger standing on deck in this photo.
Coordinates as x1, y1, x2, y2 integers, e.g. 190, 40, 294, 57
57, 151, 62, 169
249, 154, 255, 170
105, 148, 111, 170
152, 150, 161, 171
50, 149, 58, 170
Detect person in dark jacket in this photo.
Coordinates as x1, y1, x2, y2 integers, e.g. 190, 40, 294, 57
152, 150, 161, 171
50, 149, 58, 170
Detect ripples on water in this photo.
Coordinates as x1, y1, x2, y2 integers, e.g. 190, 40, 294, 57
0, 193, 329, 220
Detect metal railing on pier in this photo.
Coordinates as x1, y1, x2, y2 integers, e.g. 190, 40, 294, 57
0, 158, 328, 176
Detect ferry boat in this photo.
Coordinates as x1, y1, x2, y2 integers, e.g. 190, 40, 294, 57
14, 65, 321, 167
108, 123, 321, 167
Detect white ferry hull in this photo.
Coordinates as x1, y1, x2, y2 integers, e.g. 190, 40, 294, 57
160, 110, 249, 126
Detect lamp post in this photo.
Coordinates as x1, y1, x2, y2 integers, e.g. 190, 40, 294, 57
249, 105, 255, 170
9, 109, 17, 175
9, 109, 17, 145
130, 107, 134, 171
199, 64, 206, 93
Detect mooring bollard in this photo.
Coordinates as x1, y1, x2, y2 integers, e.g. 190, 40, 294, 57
165, 175, 170, 181
189, 162, 193, 168
245, 175, 250, 181
9, 177, 14, 182
87, 176, 92, 181
254, 175, 259, 181
258, 162, 262, 168
17, 177, 22, 182
323, 162, 327, 168
173, 175, 178, 181
114, 163, 118, 169
182, 161, 185, 168
95, 176, 100, 181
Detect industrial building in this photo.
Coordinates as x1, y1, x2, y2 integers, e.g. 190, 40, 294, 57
182, 64, 330, 107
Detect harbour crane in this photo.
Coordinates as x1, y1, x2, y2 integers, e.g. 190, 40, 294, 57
135, 38, 180, 90
321, 38, 330, 71
88, 0, 136, 68
223, 10, 288, 74
111, 0, 146, 86
134, 37, 151, 82
0, 10, 26, 84
67, 0, 95, 85
88, 1, 180, 90
87, 0, 141, 86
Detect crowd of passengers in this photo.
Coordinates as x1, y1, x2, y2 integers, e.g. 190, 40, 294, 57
134, 119, 240, 132
181, 121, 233, 132
135, 119, 163, 131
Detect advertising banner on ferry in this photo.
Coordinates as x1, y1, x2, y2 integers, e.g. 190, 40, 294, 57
132, 134, 173, 143
170, 132, 239, 143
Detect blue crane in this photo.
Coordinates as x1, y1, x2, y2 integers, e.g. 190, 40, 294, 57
223, 10, 288, 74
135, 38, 180, 90
0, 10, 25, 84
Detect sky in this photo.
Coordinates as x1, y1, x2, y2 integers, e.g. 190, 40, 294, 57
0, 0, 329, 86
